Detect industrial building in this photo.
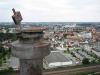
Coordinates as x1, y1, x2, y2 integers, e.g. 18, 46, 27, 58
44, 51, 72, 69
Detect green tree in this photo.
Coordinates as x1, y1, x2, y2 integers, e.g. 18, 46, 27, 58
82, 58, 90, 65
0, 59, 2, 66
63, 34, 67, 39
64, 50, 67, 54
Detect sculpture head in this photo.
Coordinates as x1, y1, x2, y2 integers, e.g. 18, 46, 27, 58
12, 8, 16, 15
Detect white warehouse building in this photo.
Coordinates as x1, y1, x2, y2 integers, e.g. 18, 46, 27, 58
44, 51, 72, 69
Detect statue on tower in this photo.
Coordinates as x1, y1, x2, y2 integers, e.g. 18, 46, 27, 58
12, 8, 23, 28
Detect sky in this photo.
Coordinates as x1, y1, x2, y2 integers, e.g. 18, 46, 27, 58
0, 0, 100, 22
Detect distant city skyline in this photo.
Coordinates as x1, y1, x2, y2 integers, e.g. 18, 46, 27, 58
0, 0, 100, 22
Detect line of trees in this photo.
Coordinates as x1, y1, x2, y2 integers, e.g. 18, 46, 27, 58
0, 32, 17, 42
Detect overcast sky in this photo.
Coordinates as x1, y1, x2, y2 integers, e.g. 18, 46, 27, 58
0, 0, 100, 22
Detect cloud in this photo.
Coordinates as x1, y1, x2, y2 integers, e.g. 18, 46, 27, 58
0, 0, 100, 22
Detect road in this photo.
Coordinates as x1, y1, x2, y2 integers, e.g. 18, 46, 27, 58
44, 65, 100, 75
3, 65, 100, 75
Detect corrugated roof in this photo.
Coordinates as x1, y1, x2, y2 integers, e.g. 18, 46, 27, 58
45, 51, 70, 64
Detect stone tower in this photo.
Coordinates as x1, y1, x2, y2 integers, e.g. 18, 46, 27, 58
91, 27, 97, 42
11, 8, 50, 75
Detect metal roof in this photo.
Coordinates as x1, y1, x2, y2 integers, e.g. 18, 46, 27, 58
45, 51, 71, 64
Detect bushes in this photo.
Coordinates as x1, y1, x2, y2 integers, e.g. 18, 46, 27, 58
0, 67, 14, 74
0, 33, 17, 42
82, 58, 90, 65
